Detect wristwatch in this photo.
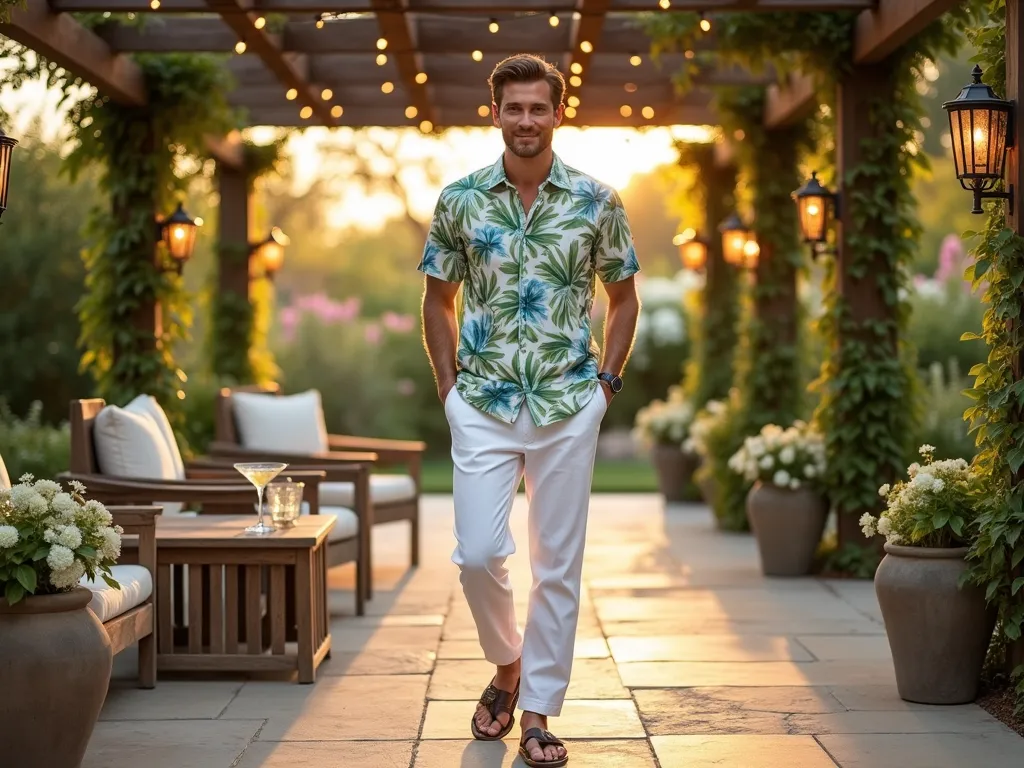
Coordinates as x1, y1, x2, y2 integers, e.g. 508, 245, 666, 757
598, 372, 623, 394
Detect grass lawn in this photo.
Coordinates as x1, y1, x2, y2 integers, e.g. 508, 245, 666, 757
419, 458, 659, 494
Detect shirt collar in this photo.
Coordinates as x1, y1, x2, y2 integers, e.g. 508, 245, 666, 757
484, 152, 572, 192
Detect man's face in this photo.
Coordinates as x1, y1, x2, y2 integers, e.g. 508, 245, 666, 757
493, 80, 563, 159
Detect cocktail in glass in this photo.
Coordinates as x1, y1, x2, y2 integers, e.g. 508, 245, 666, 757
233, 462, 288, 535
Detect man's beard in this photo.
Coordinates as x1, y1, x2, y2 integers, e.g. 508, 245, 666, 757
503, 126, 551, 158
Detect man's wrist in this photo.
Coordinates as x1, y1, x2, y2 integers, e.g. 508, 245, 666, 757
598, 371, 623, 394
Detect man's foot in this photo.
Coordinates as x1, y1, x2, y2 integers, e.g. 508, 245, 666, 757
473, 658, 521, 737
520, 712, 568, 763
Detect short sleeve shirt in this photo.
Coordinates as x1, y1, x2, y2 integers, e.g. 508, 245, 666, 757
417, 152, 640, 427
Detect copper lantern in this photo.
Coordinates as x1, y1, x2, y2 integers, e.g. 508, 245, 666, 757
719, 212, 752, 267
254, 227, 290, 276
673, 229, 708, 271
0, 128, 18, 222
792, 171, 838, 244
158, 202, 199, 264
942, 64, 1014, 215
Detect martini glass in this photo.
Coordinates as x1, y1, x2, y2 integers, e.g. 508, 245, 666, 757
234, 462, 288, 535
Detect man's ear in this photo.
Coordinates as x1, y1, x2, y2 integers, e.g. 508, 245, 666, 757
491, 102, 500, 128
554, 103, 565, 128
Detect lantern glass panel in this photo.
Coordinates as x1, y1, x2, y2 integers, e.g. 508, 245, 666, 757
165, 222, 196, 261
798, 195, 827, 242
723, 230, 747, 266
948, 105, 1010, 189
261, 242, 285, 274
679, 240, 706, 271
742, 239, 760, 269
0, 134, 17, 216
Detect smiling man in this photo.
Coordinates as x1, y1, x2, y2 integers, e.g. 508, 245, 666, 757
418, 53, 641, 767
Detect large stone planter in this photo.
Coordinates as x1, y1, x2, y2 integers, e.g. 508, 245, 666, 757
746, 482, 828, 576
0, 586, 113, 768
650, 444, 698, 502
874, 544, 995, 704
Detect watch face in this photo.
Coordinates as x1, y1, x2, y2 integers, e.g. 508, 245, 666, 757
611, 377, 623, 393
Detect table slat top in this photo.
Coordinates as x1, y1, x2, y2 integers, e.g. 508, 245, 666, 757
154, 515, 336, 548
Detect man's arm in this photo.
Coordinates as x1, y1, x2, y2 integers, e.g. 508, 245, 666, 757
600, 276, 641, 397
421, 275, 461, 402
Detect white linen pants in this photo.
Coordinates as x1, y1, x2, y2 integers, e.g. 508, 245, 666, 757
445, 386, 607, 717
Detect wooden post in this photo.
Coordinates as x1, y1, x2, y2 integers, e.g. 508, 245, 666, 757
834, 62, 900, 549
217, 163, 251, 303
1005, 0, 1024, 677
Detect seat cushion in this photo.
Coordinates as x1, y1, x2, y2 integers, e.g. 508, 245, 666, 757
80, 564, 153, 623
300, 502, 358, 542
231, 390, 329, 454
126, 394, 185, 481
0, 453, 9, 490
320, 474, 417, 508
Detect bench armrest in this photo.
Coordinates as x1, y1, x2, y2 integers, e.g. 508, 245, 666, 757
106, 504, 160, 575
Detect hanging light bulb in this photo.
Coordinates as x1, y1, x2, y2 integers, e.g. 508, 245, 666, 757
315, 17, 324, 29
570, 62, 583, 75
568, 95, 580, 108
489, 18, 499, 33
478, 105, 490, 117
416, 72, 428, 84
376, 37, 388, 50
299, 106, 312, 119
382, 81, 395, 94
377, 53, 387, 66
700, 13, 712, 32
569, 75, 582, 87
642, 106, 655, 119
620, 105, 633, 117
565, 106, 577, 119
659, 0, 670, 8
331, 105, 343, 118
286, 88, 298, 100
472, 50, 483, 62
406, 106, 419, 119
149, 0, 160, 9
321, 88, 333, 100
234, 41, 246, 54
420, 120, 433, 133
630, 54, 642, 67
254, 16, 266, 29
549, 12, 559, 27
580, 40, 593, 53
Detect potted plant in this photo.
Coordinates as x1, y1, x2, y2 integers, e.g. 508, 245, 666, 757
860, 446, 994, 705
632, 384, 698, 502
0, 474, 124, 767
729, 420, 829, 576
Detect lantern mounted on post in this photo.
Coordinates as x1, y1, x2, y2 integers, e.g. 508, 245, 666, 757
155, 202, 200, 271
942, 64, 1015, 215
0, 128, 18, 223
672, 228, 709, 272
251, 226, 290, 278
719, 212, 756, 268
792, 171, 840, 257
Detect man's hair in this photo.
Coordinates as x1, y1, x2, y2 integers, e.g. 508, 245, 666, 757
488, 54, 565, 111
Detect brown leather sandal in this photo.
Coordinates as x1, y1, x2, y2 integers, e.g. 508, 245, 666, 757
469, 676, 520, 741
519, 727, 569, 767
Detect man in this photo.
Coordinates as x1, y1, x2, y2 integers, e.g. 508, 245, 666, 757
418, 53, 640, 767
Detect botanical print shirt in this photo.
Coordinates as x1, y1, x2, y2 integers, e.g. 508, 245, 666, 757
417, 153, 640, 427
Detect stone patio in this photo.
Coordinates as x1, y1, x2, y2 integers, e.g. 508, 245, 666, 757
88, 493, 1024, 767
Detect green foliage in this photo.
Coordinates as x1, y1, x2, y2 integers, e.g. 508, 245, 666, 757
0, 0, 24, 23
960, 0, 1024, 713
0, 127, 96, 423
908, 278, 987, 374
693, 388, 749, 531
677, 142, 741, 409
0, 402, 71, 481
915, 359, 977, 464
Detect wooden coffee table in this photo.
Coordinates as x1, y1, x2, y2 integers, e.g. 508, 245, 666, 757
152, 514, 335, 684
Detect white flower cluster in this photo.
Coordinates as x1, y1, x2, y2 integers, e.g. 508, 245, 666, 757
630, 272, 701, 371
860, 445, 976, 548
683, 399, 728, 458
632, 385, 696, 448
727, 421, 827, 491
0, 474, 123, 603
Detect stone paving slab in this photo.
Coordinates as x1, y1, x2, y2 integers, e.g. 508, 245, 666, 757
327, 624, 443, 652
235, 741, 415, 767
618, 659, 897, 688
83, 719, 263, 768
413, 738, 658, 767
599, 617, 886, 636
651, 734, 838, 767
438, 637, 610, 659
826, 685, 943, 711
318, 648, 437, 675
607, 634, 813, 662
796, 635, 893, 661
428, 658, 630, 700
99, 681, 243, 720
817, 732, 1024, 767
223, 675, 428, 741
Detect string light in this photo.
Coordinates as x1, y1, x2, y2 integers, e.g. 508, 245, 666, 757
286, 88, 298, 100
300, 106, 312, 119
620, 105, 633, 117
416, 72, 428, 84
234, 41, 246, 54
377, 53, 387, 65
489, 18, 499, 33
406, 106, 418, 118
570, 62, 583, 75
659, 0, 670, 8
549, 12, 559, 26
568, 95, 580, 107
580, 40, 593, 53
381, 81, 394, 93
565, 106, 577, 118
684, 49, 695, 59
642, 106, 655, 119
569, 75, 582, 87
149, 0, 160, 9
254, 16, 265, 29
316, 17, 324, 29
572, 11, 581, 20
478, 105, 490, 117
419, 120, 433, 133
630, 54, 642, 66
625, 82, 638, 93
472, 50, 483, 61
331, 105, 343, 117
321, 88, 333, 100
376, 37, 388, 50
700, 13, 711, 32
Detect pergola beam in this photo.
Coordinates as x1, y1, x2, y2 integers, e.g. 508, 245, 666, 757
204, 0, 338, 126
565, 0, 612, 101
370, 0, 436, 127
854, 0, 964, 64
763, 72, 816, 128
47, 0, 877, 10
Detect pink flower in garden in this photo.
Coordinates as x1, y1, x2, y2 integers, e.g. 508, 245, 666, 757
382, 311, 416, 333
396, 379, 416, 396
279, 307, 300, 342
364, 323, 383, 344
935, 235, 967, 288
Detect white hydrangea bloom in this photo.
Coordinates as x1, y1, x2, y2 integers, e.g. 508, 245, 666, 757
773, 470, 791, 487
32, 479, 63, 501
56, 525, 83, 550
100, 527, 122, 561
10, 486, 47, 517
0, 525, 18, 548
859, 513, 877, 537
779, 446, 796, 465
50, 492, 79, 521
759, 455, 774, 470
50, 560, 86, 590
877, 516, 892, 536
46, 544, 75, 572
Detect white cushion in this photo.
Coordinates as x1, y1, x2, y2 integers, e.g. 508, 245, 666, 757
80, 564, 153, 623
93, 404, 183, 516
320, 475, 417, 508
300, 502, 358, 542
0, 454, 9, 490
231, 390, 329, 454
125, 394, 185, 481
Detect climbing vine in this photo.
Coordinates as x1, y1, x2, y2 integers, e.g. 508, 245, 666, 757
207, 137, 287, 386
961, 0, 1024, 713
0, 40, 238, 430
